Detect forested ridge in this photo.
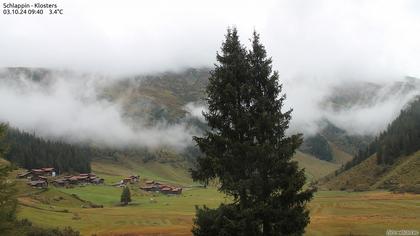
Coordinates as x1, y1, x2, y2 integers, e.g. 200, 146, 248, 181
343, 96, 420, 171
3, 127, 91, 173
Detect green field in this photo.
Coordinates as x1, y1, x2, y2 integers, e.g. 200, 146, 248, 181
307, 191, 419, 236
13, 158, 420, 236
17, 186, 226, 235
16, 184, 420, 236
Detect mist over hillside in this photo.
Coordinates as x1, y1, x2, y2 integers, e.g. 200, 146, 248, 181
1, 1, 419, 156
0, 67, 419, 153
320, 97, 420, 192
0, 68, 201, 149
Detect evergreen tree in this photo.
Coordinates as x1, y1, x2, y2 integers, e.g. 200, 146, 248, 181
3, 127, 91, 173
0, 124, 9, 157
337, 97, 420, 175
301, 134, 333, 161
192, 28, 315, 236
0, 124, 17, 234
120, 186, 131, 206
0, 166, 17, 233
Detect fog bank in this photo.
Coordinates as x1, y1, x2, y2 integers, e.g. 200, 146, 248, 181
0, 70, 198, 149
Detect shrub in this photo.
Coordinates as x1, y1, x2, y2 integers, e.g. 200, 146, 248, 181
354, 184, 370, 192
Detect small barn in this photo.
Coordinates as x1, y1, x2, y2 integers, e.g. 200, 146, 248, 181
140, 185, 160, 192
68, 176, 80, 184
171, 187, 183, 195
30, 168, 55, 177
17, 172, 31, 179
145, 180, 154, 185
28, 180, 48, 188
31, 169, 44, 176
53, 179, 68, 187
160, 187, 172, 194
91, 178, 104, 184
41, 167, 55, 176
122, 178, 132, 184
129, 175, 140, 182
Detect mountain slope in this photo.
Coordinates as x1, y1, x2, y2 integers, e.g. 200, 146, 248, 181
3, 67, 420, 181
100, 68, 209, 123
320, 151, 420, 192
4, 127, 92, 173
90, 150, 340, 186
373, 151, 420, 190
329, 141, 353, 165
321, 97, 420, 192
294, 151, 340, 182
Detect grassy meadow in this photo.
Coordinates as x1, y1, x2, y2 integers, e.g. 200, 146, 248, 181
16, 185, 420, 236
12, 159, 420, 236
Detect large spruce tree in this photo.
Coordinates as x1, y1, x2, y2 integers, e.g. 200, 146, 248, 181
192, 28, 315, 236
120, 186, 131, 206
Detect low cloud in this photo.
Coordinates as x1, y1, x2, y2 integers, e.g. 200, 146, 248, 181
184, 102, 207, 122
0, 69, 418, 148
284, 77, 420, 136
0, 70, 198, 149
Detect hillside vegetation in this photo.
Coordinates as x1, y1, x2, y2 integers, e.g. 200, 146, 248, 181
4, 128, 91, 173
321, 97, 420, 192
293, 151, 339, 182
100, 68, 209, 123
6, 67, 420, 169
321, 151, 420, 192
92, 150, 340, 186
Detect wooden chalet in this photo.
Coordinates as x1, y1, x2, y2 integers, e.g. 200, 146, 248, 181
77, 175, 89, 183
140, 185, 161, 192
129, 175, 140, 182
68, 176, 80, 184
140, 180, 182, 195
31, 169, 44, 175
53, 173, 104, 187
28, 180, 48, 188
53, 179, 68, 187
17, 171, 31, 179
17, 167, 56, 180
41, 167, 55, 176
160, 187, 172, 194
145, 180, 154, 185
30, 167, 55, 176
171, 187, 182, 194
30, 175, 48, 181
122, 178, 132, 184
121, 175, 140, 185
91, 178, 104, 184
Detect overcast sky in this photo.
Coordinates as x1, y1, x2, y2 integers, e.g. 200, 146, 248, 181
1, 0, 419, 80
1, 0, 420, 148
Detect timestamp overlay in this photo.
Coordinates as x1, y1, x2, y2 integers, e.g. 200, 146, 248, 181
2, 2, 64, 15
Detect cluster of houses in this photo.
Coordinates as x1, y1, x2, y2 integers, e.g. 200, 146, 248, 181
17, 167, 104, 188
18, 168, 183, 196
112, 175, 140, 187
140, 180, 182, 195
53, 173, 104, 187
17, 167, 56, 179
17, 167, 56, 188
